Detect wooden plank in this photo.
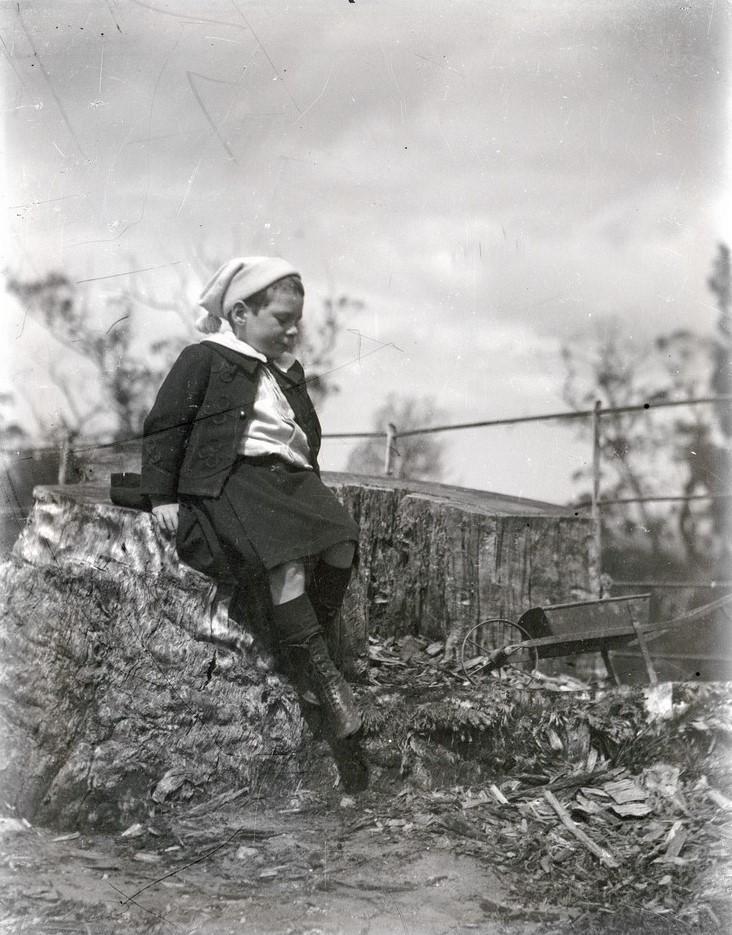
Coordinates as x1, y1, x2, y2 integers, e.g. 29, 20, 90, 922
507, 626, 638, 650
629, 604, 658, 686
543, 596, 651, 639
543, 594, 653, 611
537, 635, 636, 660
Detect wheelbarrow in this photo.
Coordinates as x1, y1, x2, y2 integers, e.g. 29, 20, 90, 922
460, 591, 732, 686
460, 594, 656, 685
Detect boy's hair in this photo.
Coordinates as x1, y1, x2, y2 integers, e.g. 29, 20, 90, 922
241, 274, 304, 313
224, 275, 304, 332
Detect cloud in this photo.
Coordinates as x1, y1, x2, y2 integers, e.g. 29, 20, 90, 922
4, 0, 725, 500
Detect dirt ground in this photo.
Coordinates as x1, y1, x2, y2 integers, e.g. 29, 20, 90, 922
0, 791, 537, 935
1, 782, 725, 935
2, 618, 730, 935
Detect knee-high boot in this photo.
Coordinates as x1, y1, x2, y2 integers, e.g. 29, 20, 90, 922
308, 561, 352, 634
271, 594, 361, 741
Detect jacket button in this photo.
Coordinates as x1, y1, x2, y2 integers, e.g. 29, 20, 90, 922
239, 410, 246, 418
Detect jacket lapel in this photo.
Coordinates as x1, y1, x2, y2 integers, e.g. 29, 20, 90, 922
202, 341, 260, 374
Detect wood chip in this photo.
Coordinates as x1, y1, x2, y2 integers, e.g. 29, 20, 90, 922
609, 801, 653, 818
602, 778, 648, 805
707, 788, 732, 810
573, 794, 606, 816
235, 845, 259, 860
663, 823, 688, 860
462, 790, 489, 810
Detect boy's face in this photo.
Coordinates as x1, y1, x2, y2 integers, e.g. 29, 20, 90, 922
233, 292, 304, 358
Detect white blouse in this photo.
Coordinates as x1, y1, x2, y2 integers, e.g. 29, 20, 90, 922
202, 332, 312, 469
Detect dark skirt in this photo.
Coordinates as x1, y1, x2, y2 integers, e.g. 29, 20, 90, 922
179, 456, 359, 574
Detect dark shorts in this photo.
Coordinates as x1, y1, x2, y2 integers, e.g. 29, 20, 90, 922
179, 456, 359, 575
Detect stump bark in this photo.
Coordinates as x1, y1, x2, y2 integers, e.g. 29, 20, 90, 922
329, 473, 597, 661
0, 474, 595, 830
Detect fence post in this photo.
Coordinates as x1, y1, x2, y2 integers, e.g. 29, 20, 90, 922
58, 430, 78, 485
384, 422, 397, 476
591, 400, 603, 591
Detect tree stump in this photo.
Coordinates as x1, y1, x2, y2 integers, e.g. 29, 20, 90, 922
329, 473, 598, 662
0, 474, 595, 830
1, 484, 307, 831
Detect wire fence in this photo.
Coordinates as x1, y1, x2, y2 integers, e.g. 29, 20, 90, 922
323, 392, 732, 593
5, 392, 730, 591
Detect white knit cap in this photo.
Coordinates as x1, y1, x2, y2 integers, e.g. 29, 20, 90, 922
196, 256, 300, 330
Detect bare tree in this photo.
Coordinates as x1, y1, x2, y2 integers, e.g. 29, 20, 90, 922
562, 316, 723, 574
706, 242, 732, 577
346, 394, 446, 481
7, 274, 158, 445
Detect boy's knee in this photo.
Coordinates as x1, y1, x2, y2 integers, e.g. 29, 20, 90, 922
320, 540, 355, 569
269, 559, 306, 605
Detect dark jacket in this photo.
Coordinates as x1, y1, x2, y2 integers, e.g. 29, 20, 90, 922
141, 341, 322, 502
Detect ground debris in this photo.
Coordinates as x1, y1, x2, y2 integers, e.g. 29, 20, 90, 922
3, 633, 731, 932
358, 638, 732, 923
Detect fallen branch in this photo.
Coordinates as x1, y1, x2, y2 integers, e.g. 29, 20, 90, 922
508, 768, 617, 801
543, 790, 619, 869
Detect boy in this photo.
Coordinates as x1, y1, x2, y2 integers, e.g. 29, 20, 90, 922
141, 257, 364, 754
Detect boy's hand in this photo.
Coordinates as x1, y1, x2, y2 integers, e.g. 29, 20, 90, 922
152, 503, 179, 535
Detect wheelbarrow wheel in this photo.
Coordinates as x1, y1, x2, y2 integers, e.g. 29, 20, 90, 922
460, 619, 539, 683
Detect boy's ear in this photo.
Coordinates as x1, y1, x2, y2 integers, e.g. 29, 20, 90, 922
230, 300, 250, 322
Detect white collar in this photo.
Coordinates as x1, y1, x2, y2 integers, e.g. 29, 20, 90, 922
201, 330, 296, 372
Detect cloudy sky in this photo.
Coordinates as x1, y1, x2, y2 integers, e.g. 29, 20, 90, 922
1, 0, 728, 501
